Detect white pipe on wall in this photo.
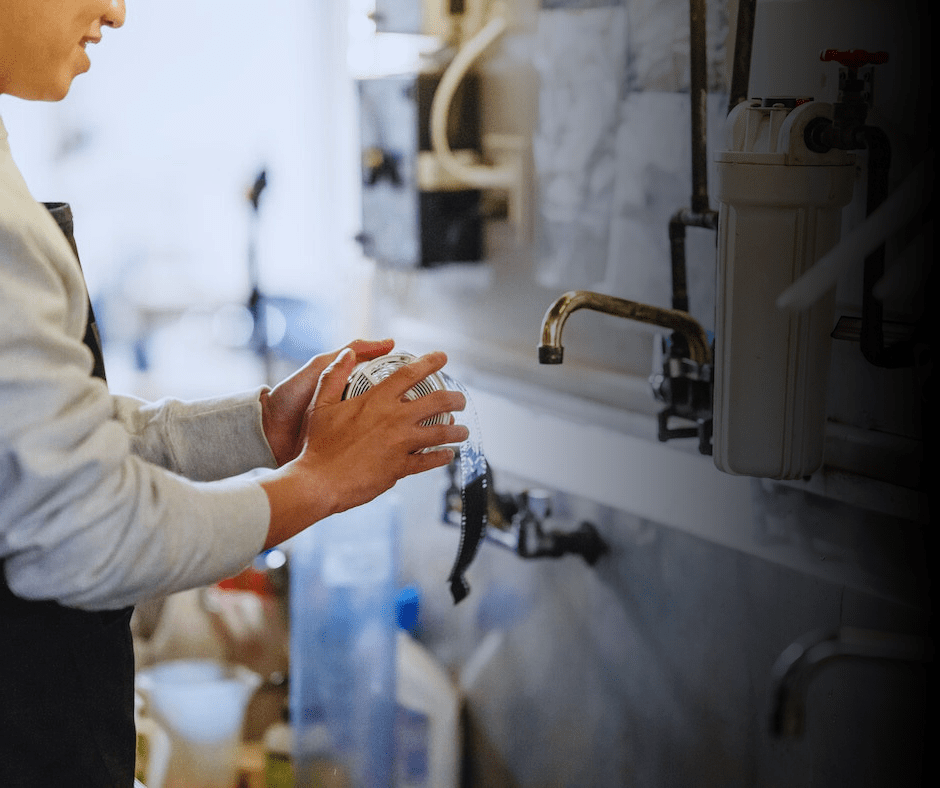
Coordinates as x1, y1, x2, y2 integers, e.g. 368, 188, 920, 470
775, 155, 931, 312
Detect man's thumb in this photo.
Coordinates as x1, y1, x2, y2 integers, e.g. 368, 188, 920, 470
313, 347, 356, 408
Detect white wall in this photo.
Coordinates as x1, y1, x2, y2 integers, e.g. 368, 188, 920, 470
2, 0, 369, 398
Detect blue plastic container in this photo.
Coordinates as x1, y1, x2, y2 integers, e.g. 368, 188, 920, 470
289, 492, 401, 787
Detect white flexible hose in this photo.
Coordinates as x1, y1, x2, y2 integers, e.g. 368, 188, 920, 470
776, 154, 932, 311
430, 14, 515, 189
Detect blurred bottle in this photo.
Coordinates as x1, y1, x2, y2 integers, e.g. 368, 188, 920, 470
289, 493, 400, 788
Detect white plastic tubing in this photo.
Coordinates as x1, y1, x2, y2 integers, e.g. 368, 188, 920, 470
776, 153, 932, 311
429, 12, 516, 189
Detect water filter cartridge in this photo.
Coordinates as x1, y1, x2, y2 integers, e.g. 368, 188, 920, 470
714, 99, 856, 479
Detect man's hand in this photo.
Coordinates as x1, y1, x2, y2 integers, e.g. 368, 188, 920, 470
259, 349, 469, 549
260, 338, 395, 466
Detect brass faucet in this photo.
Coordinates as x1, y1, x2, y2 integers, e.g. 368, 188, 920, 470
538, 290, 712, 367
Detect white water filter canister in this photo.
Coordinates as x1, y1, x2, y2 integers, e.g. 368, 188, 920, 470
714, 99, 856, 479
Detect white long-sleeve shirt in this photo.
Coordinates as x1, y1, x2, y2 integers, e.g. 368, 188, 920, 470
1, 116, 274, 611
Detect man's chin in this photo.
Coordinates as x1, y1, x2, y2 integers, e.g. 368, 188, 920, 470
8, 76, 78, 103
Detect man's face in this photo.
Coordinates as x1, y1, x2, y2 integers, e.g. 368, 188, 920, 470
0, 0, 126, 101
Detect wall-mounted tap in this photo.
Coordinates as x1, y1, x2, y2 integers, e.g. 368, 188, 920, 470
537, 290, 714, 454
442, 457, 608, 565
515, 489, 608, 565
769, 626, 932, 738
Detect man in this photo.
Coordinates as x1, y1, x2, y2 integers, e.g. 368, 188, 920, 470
1, 2, 468, 783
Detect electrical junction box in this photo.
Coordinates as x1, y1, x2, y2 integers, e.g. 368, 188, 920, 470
356, 71, 484, 268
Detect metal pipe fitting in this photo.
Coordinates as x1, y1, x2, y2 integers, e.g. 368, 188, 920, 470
769, 626, 931, 738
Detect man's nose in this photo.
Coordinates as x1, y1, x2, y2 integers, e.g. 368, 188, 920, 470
103, 0, 126, 29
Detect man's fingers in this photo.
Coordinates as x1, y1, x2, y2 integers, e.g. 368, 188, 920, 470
403, 448, 457, 477
312, 347, 358, 408
297, 338, 394, 383
408, 390, 466, 422
348, 338, 395, 362
375, 351, 448, 398
412, 423, 469, 452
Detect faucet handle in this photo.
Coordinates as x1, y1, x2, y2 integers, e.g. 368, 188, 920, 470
524, 489, 552, 521
820, 48, 889, 70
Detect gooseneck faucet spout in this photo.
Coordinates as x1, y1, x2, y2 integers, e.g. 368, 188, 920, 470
538, 290, 712, 367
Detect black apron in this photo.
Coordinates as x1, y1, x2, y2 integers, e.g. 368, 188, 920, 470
0, 203, 136, 786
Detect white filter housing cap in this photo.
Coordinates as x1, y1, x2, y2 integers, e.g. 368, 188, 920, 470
717, 99, 855, 166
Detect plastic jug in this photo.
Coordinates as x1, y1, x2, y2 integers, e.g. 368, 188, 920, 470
135, 691, 172, 788
136, 659, 261, 788
395, 630, 460, 788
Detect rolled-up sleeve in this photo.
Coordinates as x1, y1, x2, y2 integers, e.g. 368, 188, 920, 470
112, 390, 277, 481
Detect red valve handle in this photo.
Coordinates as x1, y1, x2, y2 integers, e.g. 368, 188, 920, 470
820, 48, 889, 68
